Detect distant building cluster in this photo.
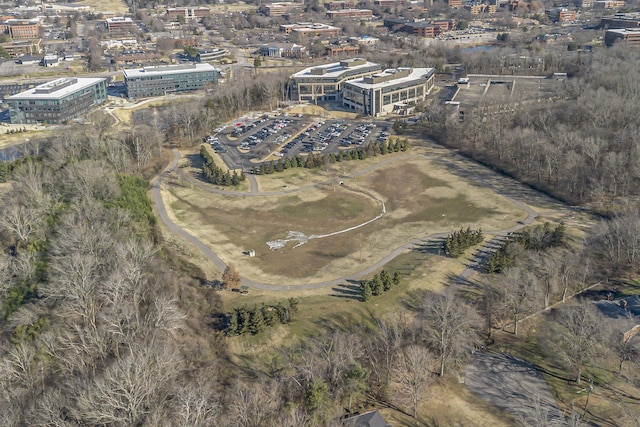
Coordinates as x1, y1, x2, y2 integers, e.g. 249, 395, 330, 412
279, 22, 342, 40
383, 18, 457, 38
289, 58, 435, 117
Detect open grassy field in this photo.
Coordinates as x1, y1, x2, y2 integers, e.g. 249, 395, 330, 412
78, 0, 128, 13
164, 150, 525, 285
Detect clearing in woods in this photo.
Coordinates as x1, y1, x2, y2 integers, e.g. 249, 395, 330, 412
163, 149, 526, 285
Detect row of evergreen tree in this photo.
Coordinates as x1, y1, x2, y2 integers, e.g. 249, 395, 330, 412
250, 139, 410, 175
443, 227, 484, 258
225, 298, 299, 336
200, 145, 246, 186
360, 270, 401, 302
485, 222, 567, 273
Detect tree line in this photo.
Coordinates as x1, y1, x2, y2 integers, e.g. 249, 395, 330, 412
360, 269, 402, 302
199, 144, 246, 186
250, 138, 410, 175
224, 298, 299, 336
443, 227, 484, 258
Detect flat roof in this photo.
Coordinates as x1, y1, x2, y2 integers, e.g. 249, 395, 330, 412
8, 77, 105, 100
344, 67, 435, 90
291, 58, 380, 79
606, 28, 640, 34
122, 63, 219, 78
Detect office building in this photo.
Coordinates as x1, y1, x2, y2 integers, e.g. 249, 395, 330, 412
289, 58, 381, 102
0, 19, 41, 39
166, 7, 211, 21
7, 77, 107, 124
342, 67, 435, 116
123, 63, 221, 99
280, 22, 342, 39
326, 9, 373, 19
262, 2, 304, 16
605, 28, 640, 46
105, 17, 137, 35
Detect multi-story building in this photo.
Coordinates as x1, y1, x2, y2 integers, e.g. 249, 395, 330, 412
2, 39, 41, 57
324, 1, 356, 9
605, 28, 640, 46
289, 58, 381, 102
280, 23, 342, 40
327, 43, 360, 56
374, 0, 397, 7
326, 9, 373, 19
123, 63, 221, 99
262, 2, 304, 16
600, 13, 640, 29
7, 77, 107, 124
447, 0, 462, 7
342, 67, 435, 117
0, 19, 41, 39
166, 7, 211, 21
258, 43, 307, 57
546, 8, 577, 23
105, 17, 137, 36
466, 3, 498, 14
594, 0, 625, 9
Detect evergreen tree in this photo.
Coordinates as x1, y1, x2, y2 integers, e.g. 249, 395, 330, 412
249, 306, 266, 334
360, 280, 372, 302
371, 274, 384, 296
392, 271, 401, 286
288, 297, 299, 317
237, 307, 250, 335
227, 310, 239, 336
380, 270, 393, 291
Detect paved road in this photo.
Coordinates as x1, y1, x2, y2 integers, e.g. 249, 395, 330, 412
466, 351, 567, 426
152, 147, 567, 290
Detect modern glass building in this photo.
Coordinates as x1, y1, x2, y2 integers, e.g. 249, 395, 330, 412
342, 67, 435, 117
7, 77, 107, 124
289, 58, 381, 103
123, 63, 221, 99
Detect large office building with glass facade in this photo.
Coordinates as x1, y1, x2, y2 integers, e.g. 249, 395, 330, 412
289, 58, 381, 103
7, 77, 107, 124
123, 63, 221, 99
342, 67, 435, 117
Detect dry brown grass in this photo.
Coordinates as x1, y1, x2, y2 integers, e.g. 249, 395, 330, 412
162, 149, 526, 286
78, 0, 128, 13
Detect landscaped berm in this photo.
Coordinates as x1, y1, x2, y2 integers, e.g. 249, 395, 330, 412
163, 149, 526, 286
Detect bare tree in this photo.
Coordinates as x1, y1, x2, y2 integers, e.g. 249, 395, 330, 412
495, 267, 539, 335
421, 289, 481, 376
221, 264, 241, 290
392, 344, 434, 419
551, 302, 604, 385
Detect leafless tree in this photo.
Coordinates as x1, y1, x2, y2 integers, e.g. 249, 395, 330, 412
550, 302, 604, 385
392, 344, 435, 419
495, 267, 539, 335
421, 289, 482, 376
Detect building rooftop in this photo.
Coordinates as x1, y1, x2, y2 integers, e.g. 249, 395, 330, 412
291, 58, 379, 79
607, 28, 640, 34
281, 22, 340, 30
106, 17, 134, 23
345, 67, 435, 90
8, 77, 105, 100
122, 63, 220, 78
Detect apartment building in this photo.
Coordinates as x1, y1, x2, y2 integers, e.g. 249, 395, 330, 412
342, 67, 435, 117
0, 19, 41, 39
7, 77, 107, 124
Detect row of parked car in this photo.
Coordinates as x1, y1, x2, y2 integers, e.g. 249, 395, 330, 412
204, 136, 228, 153
239, 119, 292, 150
339, 123, 379, 147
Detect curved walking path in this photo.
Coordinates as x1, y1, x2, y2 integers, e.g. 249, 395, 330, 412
152, 148, 567, 291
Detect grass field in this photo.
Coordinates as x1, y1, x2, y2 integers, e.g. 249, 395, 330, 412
164, 151, 525, 285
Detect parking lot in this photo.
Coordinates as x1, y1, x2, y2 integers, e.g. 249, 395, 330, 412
206, 114, 392, 171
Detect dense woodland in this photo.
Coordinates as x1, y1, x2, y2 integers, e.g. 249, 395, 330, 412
0, 41, 639, 425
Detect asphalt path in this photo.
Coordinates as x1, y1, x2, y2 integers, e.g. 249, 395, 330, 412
466, 351, 567, 426
152, 147, 567, 291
